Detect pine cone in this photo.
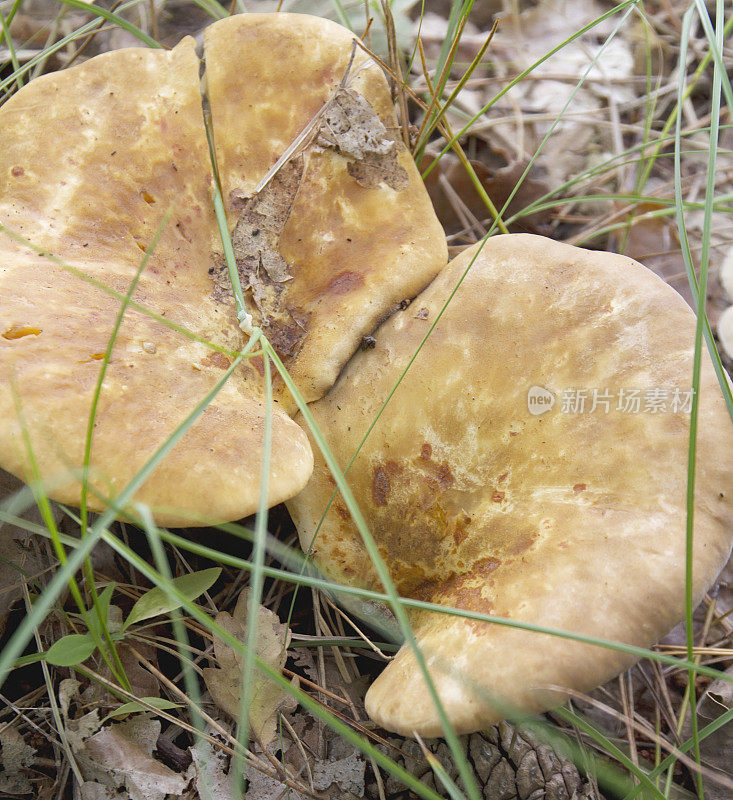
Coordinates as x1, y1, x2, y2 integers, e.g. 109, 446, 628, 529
368, 721, 600, 800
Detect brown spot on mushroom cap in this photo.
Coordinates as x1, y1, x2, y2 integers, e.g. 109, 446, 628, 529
327, 270, 364, 296
287, 234, 733, 737
250, 355, 265, 377
413, 557, 499, 612
201, 351, 231, 370
0, 36, 313, 526
372, 466, 390, 506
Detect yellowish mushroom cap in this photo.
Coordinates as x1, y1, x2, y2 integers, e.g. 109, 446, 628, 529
204, 14, 448, 407
287, 234, 733, 736
0, 14, 448, 525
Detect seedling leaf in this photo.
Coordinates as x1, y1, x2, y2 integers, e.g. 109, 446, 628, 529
102, 698, 182, 723
45, 633, 96, 667
122, 568, 220, 631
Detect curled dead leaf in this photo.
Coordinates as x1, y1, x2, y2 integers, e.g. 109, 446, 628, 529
203, 589, 298, 748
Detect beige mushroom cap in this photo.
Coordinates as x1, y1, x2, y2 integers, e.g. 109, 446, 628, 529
0, 40, 312, 526
287, 234, 733, 736
204, 14, 447, 407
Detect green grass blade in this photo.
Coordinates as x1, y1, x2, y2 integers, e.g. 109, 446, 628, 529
88, 526, 452, 800
555, 707, 667, 800
77, 211, 173, 691
136, 505, 215, 800
421, 0, 640, 180
623, 707, 733, 800
301, 5, 641, 575
232, 348, 272, 796
0, 4, 23, 92
14, 505, 733, 687
673, 3, 726, 797
266, 339, 479, 800
693, 0, 733, 113
56, 0, 160, 48
0, 224, 238, 358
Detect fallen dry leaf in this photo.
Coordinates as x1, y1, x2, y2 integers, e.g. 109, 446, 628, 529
0, 469, 55, 639
190, 737, 234, 800
423, 153, 552, 237
0, 726, 36, 795
79, 783, 116, 800
203, 589, 297, 748
484, 0, 634, 189
79, 717, 189, 800
59, 681, 187, 800
313, 745, 366, 796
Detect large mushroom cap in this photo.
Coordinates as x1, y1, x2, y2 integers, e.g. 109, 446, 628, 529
0, 14, 446, 525
204, 14, 447, 407
287, 233, 733, 736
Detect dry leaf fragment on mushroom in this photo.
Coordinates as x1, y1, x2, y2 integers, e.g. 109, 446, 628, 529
287, 233, 733, 737
203, 589, 297, 749
316, 88, 409, 190
212, 158, 308, 359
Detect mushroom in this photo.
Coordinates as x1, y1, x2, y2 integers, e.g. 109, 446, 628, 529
287, 233, 733, 736
0, 14, 446, 524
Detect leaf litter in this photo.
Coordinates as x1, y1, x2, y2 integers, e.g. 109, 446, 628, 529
80, 717, 188, 800
0, 726, 36, 795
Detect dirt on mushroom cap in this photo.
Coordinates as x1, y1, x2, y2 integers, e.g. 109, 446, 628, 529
286, 233, 733, 736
